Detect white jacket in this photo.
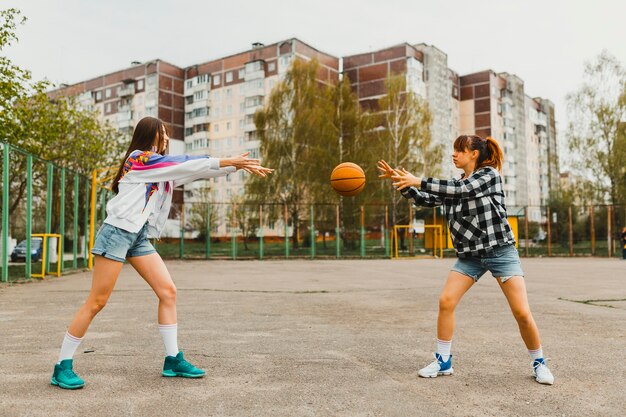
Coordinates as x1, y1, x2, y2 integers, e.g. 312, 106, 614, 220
104, 150, 235, 238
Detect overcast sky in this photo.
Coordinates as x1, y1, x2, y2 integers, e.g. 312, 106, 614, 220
4, 0, 626, 163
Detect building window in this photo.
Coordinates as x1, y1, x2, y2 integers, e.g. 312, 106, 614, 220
95, 91, 102, 101
105, 88, 112, 98
194, 90, 204, 100
185, 128, 193, 136
239, 102, 245, 113
147, 74, 157, 87
225, 72, 233, 83
268, 62, 275, 72
136, 79, 144, 91
105, 103, 111, 113
186, 95, 193, 105
226, 121, 232, 130
197, 74, 208, 84
213, 74, 221, 86
238, 68, 245, 79
186, 80, 193, 89
213, 91, 220, 101
214, 124, 219, 132
239, 119, 244, 129
226, 88, 232, 98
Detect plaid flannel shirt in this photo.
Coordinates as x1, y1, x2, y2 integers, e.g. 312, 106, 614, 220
400, 166, 515, 258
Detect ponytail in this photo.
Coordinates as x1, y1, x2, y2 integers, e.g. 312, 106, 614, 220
475, 136, 503, 172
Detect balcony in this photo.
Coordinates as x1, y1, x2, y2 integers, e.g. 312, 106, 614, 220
118, 84, 135, 97
117, 110, 132, 122
243, 122, 256, 132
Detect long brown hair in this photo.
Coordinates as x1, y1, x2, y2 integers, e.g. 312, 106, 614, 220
453, 135, 503, 172
111, 117, 169, 194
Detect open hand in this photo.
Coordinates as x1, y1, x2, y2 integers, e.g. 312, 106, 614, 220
221, 152, 261, 170
391, 168, 420, 189
377, 160, 398, 180
242, 165, 274, 178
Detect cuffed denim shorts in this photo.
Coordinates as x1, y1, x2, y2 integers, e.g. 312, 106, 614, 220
91, 222, 156, 263
451, 244, 524, 283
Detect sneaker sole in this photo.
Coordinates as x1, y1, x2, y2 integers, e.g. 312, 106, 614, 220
418, 368, 454, 378
162, 370, 205, 378
535, 376, 554, 385
51, 377, 84, 389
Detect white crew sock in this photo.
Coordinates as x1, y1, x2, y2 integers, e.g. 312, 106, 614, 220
58, 332, 83, 363
437, 339, 452, 362
529, 347, 543, 361
159, 323, 179, 357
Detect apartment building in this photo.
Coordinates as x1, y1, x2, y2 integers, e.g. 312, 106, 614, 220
343, 44, 465, 178
49, 59, 186, 153
182, 39, 339, 235
49, 39, 557, 231
459, 70, 557, 211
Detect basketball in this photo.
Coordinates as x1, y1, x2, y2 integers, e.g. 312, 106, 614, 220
330, 162, 366, 196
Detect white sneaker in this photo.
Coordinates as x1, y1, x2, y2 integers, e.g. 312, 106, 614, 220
533, 358, 554, 385
418, 353, 453, 378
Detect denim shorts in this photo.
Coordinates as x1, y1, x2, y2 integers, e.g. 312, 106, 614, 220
91, 222, 156, 263
451, 244, 524, 283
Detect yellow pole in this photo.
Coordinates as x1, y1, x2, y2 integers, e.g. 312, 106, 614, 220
88, 169, 97, 269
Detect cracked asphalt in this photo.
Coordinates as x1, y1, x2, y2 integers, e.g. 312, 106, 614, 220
1, 258, 625, 417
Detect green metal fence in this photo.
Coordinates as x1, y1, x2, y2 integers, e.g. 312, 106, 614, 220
0, 141, 109, 282
2, 141, 625, 283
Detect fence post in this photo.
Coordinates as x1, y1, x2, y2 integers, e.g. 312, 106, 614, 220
385, 205, 390, 258
284, 204, 289, 258
524, 206, 529, 257
259, 205, 263, 260
73, 174, 79, 269
335, 205, 340, 258
59, 168, 66, 273
607, 205, 612, 257
408, 204, 413, 256
546, 206, 551, 257
1, 144, 9, 282
25, 154, 33, 278
360, 206, 365, 258
44, 163, 54, 275
231, 203, 237, 260
590, 205, 595, 256
179, 203, 184, 259
88, 170, 97, 269
310, 205, 315, 259
205, 204, 211, 259
568, 205, 573, 257
84, 179, 90, 267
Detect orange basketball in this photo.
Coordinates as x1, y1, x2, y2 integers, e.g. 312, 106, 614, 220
330, 162, 366, 196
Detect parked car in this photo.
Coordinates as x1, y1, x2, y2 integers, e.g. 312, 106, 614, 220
10, 238, 43, 262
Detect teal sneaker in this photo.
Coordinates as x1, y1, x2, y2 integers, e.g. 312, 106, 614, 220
51, 359, 85, 389
162, 351, 205, 378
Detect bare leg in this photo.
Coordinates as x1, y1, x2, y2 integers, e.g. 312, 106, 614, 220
496, 276, 541, 350
437, 272, 475, 340
67, 255, 123, 337
126, 253, 177, 324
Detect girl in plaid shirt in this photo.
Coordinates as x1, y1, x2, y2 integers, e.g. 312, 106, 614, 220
378, 135, 554, 385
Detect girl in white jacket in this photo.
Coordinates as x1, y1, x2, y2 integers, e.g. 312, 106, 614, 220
51, 117, 272, 389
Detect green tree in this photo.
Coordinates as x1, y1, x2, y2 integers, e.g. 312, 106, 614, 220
375, 74, 441, 226
247, 58, 336, 248
1, 8, 124, 239
187, 185, 218, 241
566, 50, 626, 206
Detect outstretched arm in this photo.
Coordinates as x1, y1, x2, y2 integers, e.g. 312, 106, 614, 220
377, 160, 442, 207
